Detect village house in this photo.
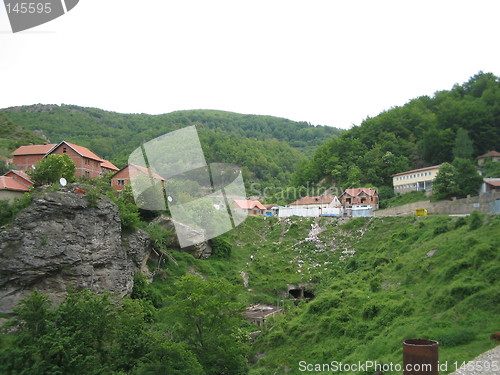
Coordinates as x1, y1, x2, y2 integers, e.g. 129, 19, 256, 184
2, 170, 33, 189
0, 175, 30, 202
11, 143, 56, 170
232, 199, 266, 216
477, 150, 500, 166
111, 164, 166, 192
392, 165, 441, 194
11, 141, 118, 178
481, 178, 500, 194
288, 195, 341, 209
340, 188, 379, 209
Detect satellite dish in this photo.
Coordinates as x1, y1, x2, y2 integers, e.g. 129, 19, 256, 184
59, 177, 67, 186
31, 165, 36, 169
167, 195, 173, 202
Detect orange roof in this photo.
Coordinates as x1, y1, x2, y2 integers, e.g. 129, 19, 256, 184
0, 176, 30, 192
3, 170, 33, 184
48, 141, 104, 162
123, 164, 166, 181
101, 159, 120, 171
484, 179, 500, 187
263, 203, 277, 209
289, 195, 337, 206
477, 150, 500, 159
341, 188, 378, 197
233, 200, 266, 210
12, 144, 56, 156
392, 165, 441, 177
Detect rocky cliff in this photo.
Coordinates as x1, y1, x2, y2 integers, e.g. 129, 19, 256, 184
0, 190, 151, 314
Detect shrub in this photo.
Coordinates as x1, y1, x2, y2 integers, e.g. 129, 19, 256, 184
433, 225, 448, 235
454, 217, 467, 229
469, 211, 483, 230
433, 329, 475, 347
210, 236, 233, 258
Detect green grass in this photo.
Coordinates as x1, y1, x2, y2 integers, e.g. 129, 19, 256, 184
379, 190, 428, 209
146, 213, 499, 375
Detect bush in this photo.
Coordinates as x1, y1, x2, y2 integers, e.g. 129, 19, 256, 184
210, 236, 233, 258
469, 211, 483, 230
433, 329, 475, 347
454, 217, 467, 229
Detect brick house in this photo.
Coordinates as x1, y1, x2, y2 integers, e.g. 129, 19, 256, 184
111, 164, 166, 192
340, 188, 379, 209
12, 141, 118, 178
2, 170, 33, 189
47, 141, 105, 178
11, 143, 56, 170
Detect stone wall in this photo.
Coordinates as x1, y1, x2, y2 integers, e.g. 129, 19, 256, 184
375, 191, 500, 217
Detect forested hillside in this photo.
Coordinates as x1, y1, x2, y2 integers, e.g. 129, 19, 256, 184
293, 72, 500, 192
0, 114, 46, 160
0, 106, 341, 185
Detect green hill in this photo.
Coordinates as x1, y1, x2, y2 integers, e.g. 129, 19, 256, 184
0, 114, 46, 161
184, 214, 499, 374
293, 72, 500, 192
0, 105, 342, 185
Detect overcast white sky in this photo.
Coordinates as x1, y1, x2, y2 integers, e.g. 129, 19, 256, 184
1, 0, 500, 129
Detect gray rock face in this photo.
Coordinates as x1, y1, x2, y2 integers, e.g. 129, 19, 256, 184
151, 215, 212, 259
0, 191, 151, 314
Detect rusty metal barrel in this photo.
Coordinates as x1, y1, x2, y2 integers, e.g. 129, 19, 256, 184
403, 339, 439, 375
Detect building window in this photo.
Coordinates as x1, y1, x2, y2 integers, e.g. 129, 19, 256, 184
85, 171, 90, 177
117, 179, 125, 186
63, 147, 67, 153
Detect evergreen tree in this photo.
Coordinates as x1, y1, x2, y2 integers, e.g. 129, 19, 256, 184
452, 158, 483, 197
453, 128, 474, 160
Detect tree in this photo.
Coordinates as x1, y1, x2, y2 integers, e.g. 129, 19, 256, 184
167, 275, 248, 375
27, 154, 76, 185
453, 128, 474, 160
432, 163, 459, 200
452, 158, 483, 197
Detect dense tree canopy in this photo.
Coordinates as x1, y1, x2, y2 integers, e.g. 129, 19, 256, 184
293, 72, 500, 192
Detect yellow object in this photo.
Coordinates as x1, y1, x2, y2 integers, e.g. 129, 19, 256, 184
416, 208, 428, 216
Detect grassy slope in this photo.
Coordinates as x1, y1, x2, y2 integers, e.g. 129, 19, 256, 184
152, 214, 499, 374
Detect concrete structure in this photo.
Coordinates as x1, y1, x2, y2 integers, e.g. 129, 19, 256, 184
340, 188, 379, 209
477, 150, 500, 166
288, 194, 341, 209
350, 205, 373, 217
244, 304, 283, 327
374, 191, 500, 217
392, 165, 441, 194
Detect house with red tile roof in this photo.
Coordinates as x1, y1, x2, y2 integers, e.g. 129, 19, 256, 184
0, 175, 30, 202
477, 150, 500, 166
11, 143, 56, 170
2, 170, 33, 188
232, 199, 266, 216
289, 195, 341, 209
340, 188, 379, 209
11, 141, 120, 178
111, 164, 166, 192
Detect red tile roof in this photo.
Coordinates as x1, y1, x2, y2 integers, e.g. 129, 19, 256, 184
289, 195, 337, 206
263, 203, 277, 209
477, 150, 500, 159
341, 188, 378, 197
3, 170, 33, 184
392, 165, 441, 177
101, 159, 119, 171
233, 200, 266, 210
50, 141, 104, 162
0, 176, 30, 192
12, 144, 56, 156
484, 179, 500, 187
127, 164, 166, 181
